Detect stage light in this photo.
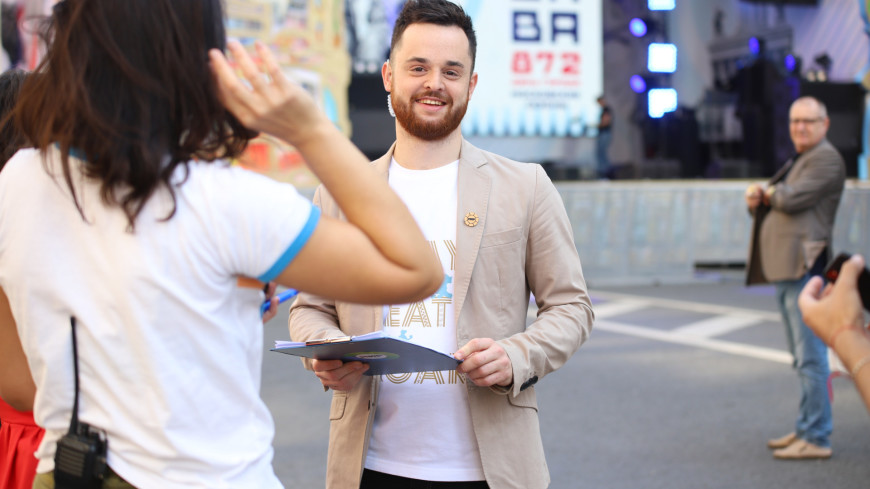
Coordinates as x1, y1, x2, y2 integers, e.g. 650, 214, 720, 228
648, 88, 677, 118
629, 18, 648, 37
748, 37, 760, 56
630, 75, 647, 93
784, 54, 796, 72
648, 43, 677, 73
648, 0, 675, 11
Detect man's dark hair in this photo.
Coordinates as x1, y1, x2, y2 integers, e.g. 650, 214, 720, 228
0, 69, 28, 169
390, 0, 477, 70
13, 0, 256, 229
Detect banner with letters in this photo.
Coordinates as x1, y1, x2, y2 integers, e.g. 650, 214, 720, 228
456, 0, 603, 137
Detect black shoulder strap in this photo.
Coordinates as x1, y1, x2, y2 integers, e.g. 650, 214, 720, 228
68, 316, 81, 434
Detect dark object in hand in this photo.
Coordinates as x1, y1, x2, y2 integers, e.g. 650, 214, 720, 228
823, 253, 870, 311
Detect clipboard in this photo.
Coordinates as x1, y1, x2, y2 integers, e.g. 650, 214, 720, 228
271, 331, 461, 375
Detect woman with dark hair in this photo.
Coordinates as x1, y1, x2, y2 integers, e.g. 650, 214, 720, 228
0, 1, 442, 487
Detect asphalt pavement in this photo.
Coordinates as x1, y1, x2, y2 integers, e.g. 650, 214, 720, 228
261, 270, 870, 489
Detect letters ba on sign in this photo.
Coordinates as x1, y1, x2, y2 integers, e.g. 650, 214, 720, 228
456, 0, 603, 137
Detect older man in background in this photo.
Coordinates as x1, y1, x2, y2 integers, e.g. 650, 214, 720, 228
745, 96, 846, 459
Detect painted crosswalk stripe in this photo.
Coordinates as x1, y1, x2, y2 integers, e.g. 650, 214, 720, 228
592, 291, 781, 322
671, 314, 765, 338
590, 299, 651, 318
595, 319, 792, 365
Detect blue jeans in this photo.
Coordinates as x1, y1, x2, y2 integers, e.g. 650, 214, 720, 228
596, 130, 613, 178
774, 274, 832, 447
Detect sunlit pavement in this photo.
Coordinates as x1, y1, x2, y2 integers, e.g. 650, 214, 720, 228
262, 272, 870, 488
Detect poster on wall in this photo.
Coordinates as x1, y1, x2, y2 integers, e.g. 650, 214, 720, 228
226, 0, 350, 188
455, 0, 603, 138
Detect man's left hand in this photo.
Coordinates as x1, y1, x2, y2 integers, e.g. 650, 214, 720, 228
455, 338, 513, 387
745, 184, 763, 209
763, 185, 776, 206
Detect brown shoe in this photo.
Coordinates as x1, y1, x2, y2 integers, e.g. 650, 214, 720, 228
772, 439, 832, 460
767, 432, 798, 449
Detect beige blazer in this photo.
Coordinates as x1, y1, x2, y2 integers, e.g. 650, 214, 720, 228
288, 139, 593, 489
746, 138, 846, 284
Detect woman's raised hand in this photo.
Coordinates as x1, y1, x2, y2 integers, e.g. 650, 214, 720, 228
209, 41, 327, 147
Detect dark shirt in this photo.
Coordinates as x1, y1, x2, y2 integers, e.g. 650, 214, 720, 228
598, 105, 612, 133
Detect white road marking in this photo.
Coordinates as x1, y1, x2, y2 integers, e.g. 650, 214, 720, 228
590, 299, 651, 318
592, 291, 781, 322
671, 313, 765, 338
595, 319, 792, 365
527, 293, 790, 364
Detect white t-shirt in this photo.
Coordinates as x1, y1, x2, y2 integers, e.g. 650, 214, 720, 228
0, 147, 320, 489
364, 158, 485, 481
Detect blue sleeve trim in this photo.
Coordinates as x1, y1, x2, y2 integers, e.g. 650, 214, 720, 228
257, 205, 321, 283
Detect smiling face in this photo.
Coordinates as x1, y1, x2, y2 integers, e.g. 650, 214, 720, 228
789, 97, 829, 154
383, 23, 477, 141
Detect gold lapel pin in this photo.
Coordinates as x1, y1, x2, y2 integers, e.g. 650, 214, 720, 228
463, 212, 479, 227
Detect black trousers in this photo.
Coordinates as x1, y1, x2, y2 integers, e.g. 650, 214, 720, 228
360, 469, 489, 489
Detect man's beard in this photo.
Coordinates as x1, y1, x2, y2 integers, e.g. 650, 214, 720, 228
391, 90, 468, 141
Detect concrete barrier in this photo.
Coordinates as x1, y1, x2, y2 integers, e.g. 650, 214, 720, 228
298, 179, 869, 287
556, 180, 870, 286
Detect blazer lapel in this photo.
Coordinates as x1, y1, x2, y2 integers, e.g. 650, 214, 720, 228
372, 142, 396, 178
769, 139, 828, 186
453, 140, 491, 325
768, 155, 797, 185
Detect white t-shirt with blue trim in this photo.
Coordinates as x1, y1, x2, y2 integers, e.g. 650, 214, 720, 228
0, 147, 319, 489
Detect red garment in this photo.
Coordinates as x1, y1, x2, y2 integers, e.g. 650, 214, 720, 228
0, 397, 44, 489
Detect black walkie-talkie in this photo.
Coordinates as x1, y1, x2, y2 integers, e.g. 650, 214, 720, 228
53, 317, 108, 489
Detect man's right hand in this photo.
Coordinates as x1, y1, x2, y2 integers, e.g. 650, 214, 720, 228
745, 184, 763, 209
312, 359, 369, 391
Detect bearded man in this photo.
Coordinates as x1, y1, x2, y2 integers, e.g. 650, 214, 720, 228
288, 2, 594, 488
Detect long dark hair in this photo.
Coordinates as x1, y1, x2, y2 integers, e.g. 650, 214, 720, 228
14, 0, 256, 229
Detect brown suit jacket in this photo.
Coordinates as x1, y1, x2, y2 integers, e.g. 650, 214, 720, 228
288, 139, 593, 489
746, 138, 846, 284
